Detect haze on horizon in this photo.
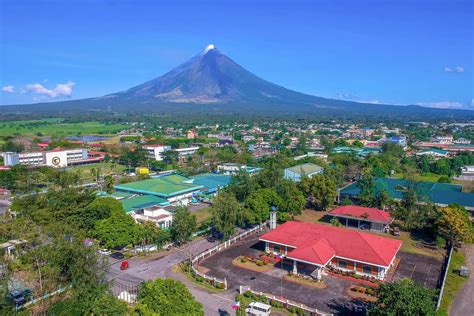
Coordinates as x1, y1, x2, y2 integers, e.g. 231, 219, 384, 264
0, 0, 472, 110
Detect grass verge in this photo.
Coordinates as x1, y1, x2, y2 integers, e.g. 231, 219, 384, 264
437, 249, 467, 316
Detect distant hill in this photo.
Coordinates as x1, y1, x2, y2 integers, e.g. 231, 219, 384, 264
2, 45, 473, 119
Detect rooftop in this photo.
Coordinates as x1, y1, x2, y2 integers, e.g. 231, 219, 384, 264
285, 163, 323, 175
260, 221, 402, 267
120, 195, 170, 212
114, 174, 203, 198
329, 205, 392, 224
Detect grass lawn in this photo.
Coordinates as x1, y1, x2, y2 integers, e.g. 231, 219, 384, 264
71, 162, 127, 180
284, 274, 326, 289
437, 249, 467, 316
391, 172, 442, 183
193, 207, 211, 224
0, 119, 128, 137
294, 209, 327, 223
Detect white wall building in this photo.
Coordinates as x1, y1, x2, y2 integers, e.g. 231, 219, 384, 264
3, 148, 88, 168
144, 145, 171, 161
174, 146, 199, 159
131, 206, 173, 229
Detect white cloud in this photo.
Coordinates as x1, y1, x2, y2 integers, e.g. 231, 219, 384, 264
444, 66, 464, 73
416, 101, 471, 110
26, 81, 75, 98
2, 85, 15, 93
336, 92, 381, 105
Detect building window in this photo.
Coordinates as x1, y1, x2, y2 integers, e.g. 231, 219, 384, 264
338, 260, 348, 269
363, 265, 372, 274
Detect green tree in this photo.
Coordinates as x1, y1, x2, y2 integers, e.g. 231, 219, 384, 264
369, 279, 437, 316
300, 174, 336, 211
133, 279, 203, 316
78, 197, 124, 231
139, 220, 171, 248
276, 180, 306, 217
171, 206, 197, 245
211, 192, 243, 239
436, 205, 473, 247
94, 211, 140, 248
244, 188, 282, 224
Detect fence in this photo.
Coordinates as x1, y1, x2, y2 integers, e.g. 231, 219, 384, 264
436, 244, 454, 310
239, 285, 332, 316
189, 223, 267, 290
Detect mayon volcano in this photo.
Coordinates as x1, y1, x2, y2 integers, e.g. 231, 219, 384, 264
4, 45, 472, 118
102, 44, 324, 105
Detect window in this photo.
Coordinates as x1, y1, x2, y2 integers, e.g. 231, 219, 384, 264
338, 260, 348, 269
363, 265, 372, 274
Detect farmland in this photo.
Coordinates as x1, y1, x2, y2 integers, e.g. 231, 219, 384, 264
0, 118, 129, 137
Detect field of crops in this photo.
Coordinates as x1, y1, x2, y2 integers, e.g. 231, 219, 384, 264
0, 118, 129, 137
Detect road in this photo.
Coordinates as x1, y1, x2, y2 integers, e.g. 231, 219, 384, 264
451, 244, 474, 316
106, 237, 236, 315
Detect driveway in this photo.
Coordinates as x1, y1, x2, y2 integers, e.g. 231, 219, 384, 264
451, 244, 474, 316
106, 237, 237, 315
392, 252, 444, 289
200, 235, 366, 315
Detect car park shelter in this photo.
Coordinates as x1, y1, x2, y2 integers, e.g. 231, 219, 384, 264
328, 205, 393, 232
260, 222, 402, 280
339, 177, 474, 211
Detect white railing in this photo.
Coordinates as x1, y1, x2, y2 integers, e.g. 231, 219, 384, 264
436, 245, 454, 310
239, 286, 332, 316
189, 223, 267, 289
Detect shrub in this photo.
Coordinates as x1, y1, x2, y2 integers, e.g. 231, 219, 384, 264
241, 256, 248, 263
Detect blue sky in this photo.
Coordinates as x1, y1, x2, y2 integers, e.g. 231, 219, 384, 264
1, 0, 472, 109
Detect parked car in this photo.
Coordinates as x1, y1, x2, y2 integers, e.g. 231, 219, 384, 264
7, 289, 32, 307
120, 261, 129, 270
98, 249, 111, 256
110, 252, 125, 260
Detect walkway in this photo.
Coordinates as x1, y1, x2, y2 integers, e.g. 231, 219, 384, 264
451, 244, 474, 316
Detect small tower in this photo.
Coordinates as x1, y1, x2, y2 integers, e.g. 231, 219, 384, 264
269, 205, 277, 230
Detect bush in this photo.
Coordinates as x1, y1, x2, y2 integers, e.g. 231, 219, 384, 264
240, 256, 248, 263
435, 236, 447, 248
256, 260, 264, 266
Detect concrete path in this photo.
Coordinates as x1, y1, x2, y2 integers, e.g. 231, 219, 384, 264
451, 244, 474, 316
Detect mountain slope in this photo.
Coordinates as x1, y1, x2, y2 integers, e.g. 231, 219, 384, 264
2, 45, 472, 119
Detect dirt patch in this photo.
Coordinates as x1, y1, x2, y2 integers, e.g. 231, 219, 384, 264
232, 256, 275, 273
283, 274, 327, 289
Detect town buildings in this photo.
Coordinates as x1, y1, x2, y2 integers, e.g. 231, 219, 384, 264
2, 148, 96, 168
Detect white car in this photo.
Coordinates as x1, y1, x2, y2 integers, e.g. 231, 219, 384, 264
98, 249, 112, 256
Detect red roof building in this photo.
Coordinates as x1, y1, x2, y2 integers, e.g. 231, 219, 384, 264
260, 221, 402, 280
328, 205, 393, 232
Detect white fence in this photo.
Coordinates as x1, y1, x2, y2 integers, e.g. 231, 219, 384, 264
189, 223, 267, 289
239, 286, 332, 316
436, 245, 454, 310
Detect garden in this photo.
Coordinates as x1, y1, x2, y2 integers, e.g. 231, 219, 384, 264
232, 255, 277, 272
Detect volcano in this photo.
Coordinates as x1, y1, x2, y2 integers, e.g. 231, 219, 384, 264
3, 45, 472, 119
102, 44, 327, 105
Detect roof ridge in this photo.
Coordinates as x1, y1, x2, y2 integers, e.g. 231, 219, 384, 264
356, 231, 387, 265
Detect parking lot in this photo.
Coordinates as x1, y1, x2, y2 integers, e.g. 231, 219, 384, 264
200, 235, 367, 315
391, 251, 444, 289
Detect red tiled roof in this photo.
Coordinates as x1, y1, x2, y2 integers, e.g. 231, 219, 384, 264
329, 205, 392, 224
260, 222, 402, 267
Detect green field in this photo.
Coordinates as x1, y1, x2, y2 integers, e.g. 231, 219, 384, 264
0, 118, 129, 137
437, 249, 467, 316
71, 162, 128, 180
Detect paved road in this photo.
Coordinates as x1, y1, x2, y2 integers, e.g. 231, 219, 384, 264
451, 244, 474, 316
106, 237, 236, 315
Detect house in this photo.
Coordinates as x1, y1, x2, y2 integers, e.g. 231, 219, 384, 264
131, 206, 173, 229
434, 135, 453, 144
174, 146, 200, 159
328, 205, 393, 232
416, 148, 449, 158
260, 222, 402, 280
114, 174, 203, 206
216, 163, 261, 175
339, 177, 474, 211
187, 129, 199, 139
284, 163, 323, 182
144, 145, 171, 161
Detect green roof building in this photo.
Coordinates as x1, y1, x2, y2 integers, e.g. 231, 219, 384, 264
340, 178, 474, 211
114, 174, 203, 206
120, 195, 170, 213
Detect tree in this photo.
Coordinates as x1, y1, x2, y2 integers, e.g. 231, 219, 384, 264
104, 175, 115, 193
94, 211, 140, 248
358, 170, 376, 207
139, 220, 171, 248
436, 205, 473, 247
226, 171, 260, 202
300, 174, 336, 211
276, 180, 306, 218
78, 197, 124, 231
132, 279, 203, 316
211, 192, 243, 239
244, 188, 282, 224
369, 279, 437, 316
171, 206, 197, 245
